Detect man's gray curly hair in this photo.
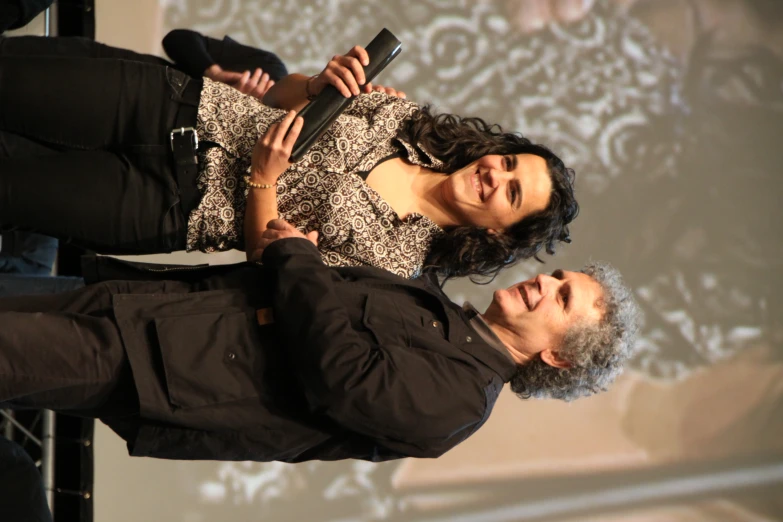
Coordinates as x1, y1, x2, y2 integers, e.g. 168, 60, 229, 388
510, 261, 642, 402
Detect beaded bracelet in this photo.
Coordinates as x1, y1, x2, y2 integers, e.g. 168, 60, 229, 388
306, 74, 319, 100
244, 175, 277, 189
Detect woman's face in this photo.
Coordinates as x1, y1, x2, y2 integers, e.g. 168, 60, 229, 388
441, 153, 552, 231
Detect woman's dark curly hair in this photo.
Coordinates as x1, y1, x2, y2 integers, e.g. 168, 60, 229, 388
402, 106, 579, 282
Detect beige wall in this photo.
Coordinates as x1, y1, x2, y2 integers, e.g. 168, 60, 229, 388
95, 0, 164, 56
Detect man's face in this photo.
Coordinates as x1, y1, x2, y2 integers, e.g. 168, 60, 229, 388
483, 269, 604, 363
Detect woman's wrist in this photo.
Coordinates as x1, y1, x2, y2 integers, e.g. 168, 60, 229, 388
248, 167, 278, 186
305, 74, 320, 100
245, 175, 277, 190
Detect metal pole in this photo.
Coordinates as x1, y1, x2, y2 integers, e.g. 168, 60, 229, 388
44, 6, 51, 37
2, 409, 14, 440
0, 410, 42, 445
37, 6, 56, 517
42, 410, 56, 513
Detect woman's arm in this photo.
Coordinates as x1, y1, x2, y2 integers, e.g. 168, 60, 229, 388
245, 111, 304, 261
261, 73, 315, 112
263, 45, 377, 111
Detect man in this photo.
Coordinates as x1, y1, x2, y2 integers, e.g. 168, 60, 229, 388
0, 28, 286, 99
0, 220, 640, 462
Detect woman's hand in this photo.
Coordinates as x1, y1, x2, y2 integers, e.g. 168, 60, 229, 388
362, 82, 406, 99
205, 64, 275, 100
309, 45, 370, 98
250, 110, 304, 184
308, 46, 406, 99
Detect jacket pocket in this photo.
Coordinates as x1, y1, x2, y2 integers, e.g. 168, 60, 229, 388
154, 310, 261, 409
362, 293, 411, 347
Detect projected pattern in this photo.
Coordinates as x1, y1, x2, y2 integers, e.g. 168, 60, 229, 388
158, 0, 783, 518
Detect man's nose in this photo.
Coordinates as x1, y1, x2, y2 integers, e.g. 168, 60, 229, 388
535, 273, 560, 295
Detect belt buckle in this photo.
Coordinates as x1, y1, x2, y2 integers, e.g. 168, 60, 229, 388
170, 126, 199, 151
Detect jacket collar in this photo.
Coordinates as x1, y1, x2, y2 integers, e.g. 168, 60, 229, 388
339, 267, 518, 382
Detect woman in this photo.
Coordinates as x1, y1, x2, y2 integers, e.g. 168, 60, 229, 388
0, 38, 577, 279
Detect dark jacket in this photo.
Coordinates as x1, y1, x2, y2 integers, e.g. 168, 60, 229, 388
2, 0, 52, 31
85, 239, 515, 462
162, 29, 288, 81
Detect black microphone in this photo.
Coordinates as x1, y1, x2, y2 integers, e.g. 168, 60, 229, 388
289, 28, 402, 162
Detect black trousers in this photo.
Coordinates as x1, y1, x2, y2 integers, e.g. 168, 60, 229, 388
0, 282, 137, 418
0, 39, 194, 254
0, 34, 170, 65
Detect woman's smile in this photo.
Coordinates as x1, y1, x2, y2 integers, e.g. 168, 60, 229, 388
438, 153, 553, 231
472, 169, 485, 202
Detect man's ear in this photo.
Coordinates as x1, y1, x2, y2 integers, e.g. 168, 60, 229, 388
540, 349, 572, 369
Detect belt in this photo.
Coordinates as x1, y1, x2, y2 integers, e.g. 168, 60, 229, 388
170, 78, 205, 217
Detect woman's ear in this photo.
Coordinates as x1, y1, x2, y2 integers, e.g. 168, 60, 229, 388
540, 349, 572, 369
487, 228, 498, 235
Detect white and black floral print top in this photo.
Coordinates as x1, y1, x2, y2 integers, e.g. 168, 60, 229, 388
189, 78, 444, 278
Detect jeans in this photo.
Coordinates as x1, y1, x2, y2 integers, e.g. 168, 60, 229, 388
0, 231, 57, 274
0, 40, 196, 254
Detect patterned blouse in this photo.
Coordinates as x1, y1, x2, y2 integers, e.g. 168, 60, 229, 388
190, 78, 445, 278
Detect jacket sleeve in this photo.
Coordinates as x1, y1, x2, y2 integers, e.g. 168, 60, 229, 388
162, 29, 289, 80
129, 425, 271, 461
262, 238, 488, 458
162, 29, 216, 78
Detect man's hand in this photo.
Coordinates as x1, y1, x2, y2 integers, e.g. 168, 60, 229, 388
250, 219, 319, 260
232, 67, 275, 99
204, 64, 275, 100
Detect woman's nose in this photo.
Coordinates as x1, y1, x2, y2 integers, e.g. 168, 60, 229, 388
488, 168, 511, 188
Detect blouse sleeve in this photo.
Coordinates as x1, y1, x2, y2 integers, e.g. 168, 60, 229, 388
341, 92, 420, 121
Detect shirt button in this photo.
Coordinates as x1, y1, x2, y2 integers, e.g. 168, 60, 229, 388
431, 321, 439, 327
227, 352, 236, 360
465, 336, 472, 343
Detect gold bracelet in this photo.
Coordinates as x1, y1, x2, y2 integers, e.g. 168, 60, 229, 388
244, 175, 277, 189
